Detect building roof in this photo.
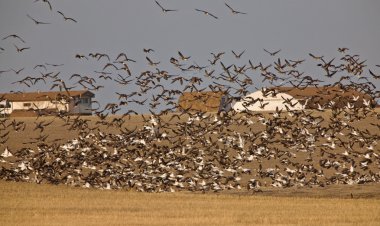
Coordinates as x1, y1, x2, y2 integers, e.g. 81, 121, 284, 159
0, 90, 94, 102
178, 91, 225, 112
275, 86, 363, 98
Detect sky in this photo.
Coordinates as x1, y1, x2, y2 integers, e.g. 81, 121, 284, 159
0, 0, 380, 113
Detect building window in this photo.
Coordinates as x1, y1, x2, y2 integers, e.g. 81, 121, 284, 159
0, 101, 10, 108
81, 98, 89, 104
23, 103, 31, 107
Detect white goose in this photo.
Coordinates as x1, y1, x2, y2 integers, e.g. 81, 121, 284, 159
1, 147, 13, 158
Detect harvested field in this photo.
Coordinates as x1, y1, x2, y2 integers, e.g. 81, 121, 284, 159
1, 181, 380, 226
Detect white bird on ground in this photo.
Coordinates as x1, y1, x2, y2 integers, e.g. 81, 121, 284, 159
1, 147, 13, 157
363, 99, 371, 107
18, 162, 27, 171
238, 133, 244, 149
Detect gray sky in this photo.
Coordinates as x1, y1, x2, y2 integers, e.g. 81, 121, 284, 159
0, 0, 380, 113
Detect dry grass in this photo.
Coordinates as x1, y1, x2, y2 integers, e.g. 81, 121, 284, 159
0, 181, 379, 226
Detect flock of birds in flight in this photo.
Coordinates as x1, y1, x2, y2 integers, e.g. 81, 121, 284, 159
155, 1, 247, 19
1, 0, 249, 32
0, 1, 380, 194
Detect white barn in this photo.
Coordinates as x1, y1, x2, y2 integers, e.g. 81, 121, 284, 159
232, 89, 304, 112
0, 90, 95, 116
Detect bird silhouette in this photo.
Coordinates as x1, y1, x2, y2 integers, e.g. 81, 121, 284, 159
27, 14, 50, 25
155, 1, 177, 13
338, 47, 349, 53
57, 11, 77, 23
178, 51, 190, 61
75, 54, 88, 60
195, 9, 218, 19
146, 56, 160, 66
34, 0, 52, 11
232, 50, 245, 59
13, 44, 30, 52
264, 48, 281, 56
143, 48, 155, 53
224, 3, 247, 15
10, 67, 24, 74
369, 70, 380, 79
2, 34, 26, 43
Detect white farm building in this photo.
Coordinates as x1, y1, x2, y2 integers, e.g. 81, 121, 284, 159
0, 90, 95, 116
231, 89, 304, 112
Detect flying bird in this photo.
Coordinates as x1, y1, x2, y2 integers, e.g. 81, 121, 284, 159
143, 48, 155, 53
45, 63, 64, 67
232, 50, 245, 59
103, 63, 119, 71
309, 53, 324, 60
224, 3, 247, 15
13, 44, 30, 52
115, 53, 136, 63
264, 48, 281, 56
34, 64, 47, 70
2, 34, 26, 43
178, 51, 190, 61
146, 56, 160, 66
10, 67, 24, 74
34, 0, 52, 11
57, 11, 77, 23
155, 1, 177, 13
121, 62, 132, 76
27, 14, 50, 25
0, 69, 11, 74
369, 70, 380, 79
195, 9, 218, 19
75, 54, 88, 60
338, 47, 349, 53
89, 52, 110, 61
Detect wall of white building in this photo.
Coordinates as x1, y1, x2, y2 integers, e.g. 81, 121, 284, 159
0, 100, 12, 115
69, 97, 92, 115
232, 90, 304, 112
0, 97, 92, 115
10, 101, 69, 112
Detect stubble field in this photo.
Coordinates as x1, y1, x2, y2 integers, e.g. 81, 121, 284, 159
1, 180, 380, 226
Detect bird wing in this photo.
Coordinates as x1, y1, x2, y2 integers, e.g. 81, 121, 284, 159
225, 3, 234, 11
178, 51, 184, 58
57, 11, 65, 17
155, 1, 164, 10
146, 56, 153, 64
209, 13, 218, 19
